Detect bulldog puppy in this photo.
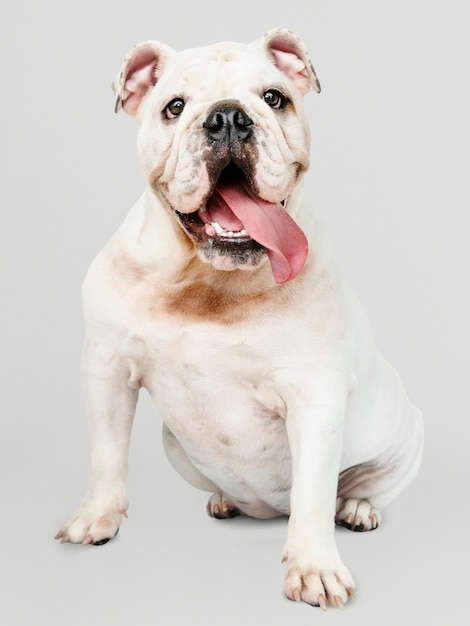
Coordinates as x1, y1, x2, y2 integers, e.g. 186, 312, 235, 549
55, 29, 423, 609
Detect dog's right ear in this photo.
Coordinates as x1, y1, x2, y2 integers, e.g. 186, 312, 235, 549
113, 41, 176, 115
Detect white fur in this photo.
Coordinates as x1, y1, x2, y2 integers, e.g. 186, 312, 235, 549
56, 30, 423, 609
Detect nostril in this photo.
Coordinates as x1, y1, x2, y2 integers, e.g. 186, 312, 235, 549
204, 111, 224, 131
203, 105, 253, 143
234, 110, 252, 129
233, 110, 252, 140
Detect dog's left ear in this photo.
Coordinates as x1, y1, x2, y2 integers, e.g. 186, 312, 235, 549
262, 29, 321, 95
113, 41, 176, 115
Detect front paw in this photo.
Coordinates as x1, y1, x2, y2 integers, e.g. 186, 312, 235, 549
55, 498, 128, 546
282, 551, 355, 609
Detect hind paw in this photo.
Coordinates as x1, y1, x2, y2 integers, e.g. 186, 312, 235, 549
335, 498, 381, 532
206, 493, 240, 519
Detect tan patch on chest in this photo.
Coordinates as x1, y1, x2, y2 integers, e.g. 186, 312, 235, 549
164, 259, 310, 324
162, 276, 270, 324
107, 240, 314, 326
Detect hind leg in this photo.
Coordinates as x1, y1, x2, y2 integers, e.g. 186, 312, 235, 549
336, 412, 423, 533
335, 462, 391, 531
162, 424, 240, 519
162, 424, 216, 491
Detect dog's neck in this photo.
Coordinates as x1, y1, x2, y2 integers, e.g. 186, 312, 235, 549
109, 185, 320, 324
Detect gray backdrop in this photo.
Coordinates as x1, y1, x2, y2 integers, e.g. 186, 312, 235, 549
2, 1, 469, 624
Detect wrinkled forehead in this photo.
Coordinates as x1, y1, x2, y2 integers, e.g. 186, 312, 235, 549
159, 42, 280, 98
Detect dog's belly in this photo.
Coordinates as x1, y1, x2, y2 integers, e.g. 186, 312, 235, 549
144, 341, 293, 516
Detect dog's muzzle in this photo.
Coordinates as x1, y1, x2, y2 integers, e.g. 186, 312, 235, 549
174, 102, 309, 284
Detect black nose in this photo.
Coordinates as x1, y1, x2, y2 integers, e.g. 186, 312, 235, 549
203, 105, 253, 143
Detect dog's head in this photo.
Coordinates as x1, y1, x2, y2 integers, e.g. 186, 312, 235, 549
113, 29, 320, 284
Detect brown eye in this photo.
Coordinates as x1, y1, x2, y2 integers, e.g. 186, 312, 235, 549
165, 98, 185, 119
263, 90, 286, 109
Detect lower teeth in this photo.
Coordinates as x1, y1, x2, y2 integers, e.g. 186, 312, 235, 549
224, 230, 247, 238
211, 222, 247, 238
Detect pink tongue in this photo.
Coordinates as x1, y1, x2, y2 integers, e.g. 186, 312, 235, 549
207, 179, 308, 283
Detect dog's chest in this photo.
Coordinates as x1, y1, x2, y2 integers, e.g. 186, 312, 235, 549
144, 325, 287, 437
137, 324, 293, 502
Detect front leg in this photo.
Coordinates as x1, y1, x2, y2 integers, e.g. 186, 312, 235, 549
55, 339, 138, 545
282, 378, 355, 609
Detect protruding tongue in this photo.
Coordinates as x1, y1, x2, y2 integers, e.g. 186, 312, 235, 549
206, 178, 308, 284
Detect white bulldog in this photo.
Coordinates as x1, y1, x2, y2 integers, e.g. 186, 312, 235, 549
55, 29, 423, 609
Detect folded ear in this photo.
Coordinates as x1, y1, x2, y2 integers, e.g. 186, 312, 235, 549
262, 29, 321, 95
113, 41, 176, 115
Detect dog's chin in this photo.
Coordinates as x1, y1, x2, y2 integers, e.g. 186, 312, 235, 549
199, 238, 267, 272
176, 209, 268, 272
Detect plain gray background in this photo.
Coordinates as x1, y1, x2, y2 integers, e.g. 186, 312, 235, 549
2, 0, 469, 624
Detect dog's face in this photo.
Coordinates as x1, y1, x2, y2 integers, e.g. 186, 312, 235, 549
114, 30, 320, 283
